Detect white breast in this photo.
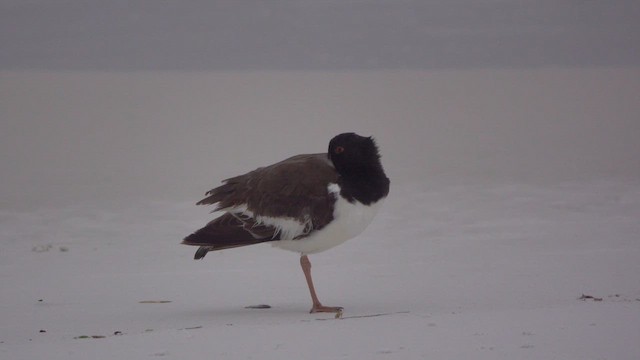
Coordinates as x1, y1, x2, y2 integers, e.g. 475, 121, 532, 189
273, 183, 385, 255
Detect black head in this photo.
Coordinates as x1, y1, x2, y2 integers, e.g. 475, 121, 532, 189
327, 132, 389, 204
328, 133, 382, 174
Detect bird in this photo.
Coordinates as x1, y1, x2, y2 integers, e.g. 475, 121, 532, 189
182, 132, 390, 314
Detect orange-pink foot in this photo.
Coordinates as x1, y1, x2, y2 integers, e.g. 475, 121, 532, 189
310, 304, 344, 317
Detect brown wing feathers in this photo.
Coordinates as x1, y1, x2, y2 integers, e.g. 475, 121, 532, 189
182, 154, 339, 255
182, 213, 273, 248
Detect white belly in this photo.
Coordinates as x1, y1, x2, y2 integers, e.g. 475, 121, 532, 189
273, 184, 385, 255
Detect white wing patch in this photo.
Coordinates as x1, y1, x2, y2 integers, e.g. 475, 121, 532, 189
225, 204, 311, 240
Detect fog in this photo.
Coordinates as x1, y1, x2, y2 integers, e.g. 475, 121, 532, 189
1, 1, 639, 210
2, 69, 639, 210
2, 1, 639, 71
2, 4, 640, 358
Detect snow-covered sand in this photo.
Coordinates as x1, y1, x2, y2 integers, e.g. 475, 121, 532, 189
1, 68, 639, 359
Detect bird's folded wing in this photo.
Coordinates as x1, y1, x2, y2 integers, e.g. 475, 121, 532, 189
195, 153, 339, 233
182, 212, 277, 248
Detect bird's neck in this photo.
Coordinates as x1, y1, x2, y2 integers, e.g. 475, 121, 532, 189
338, 164, 389, 205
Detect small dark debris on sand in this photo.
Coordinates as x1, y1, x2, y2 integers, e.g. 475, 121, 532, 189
245, 304, 272, 309
138, 300, 172, 304
74, 335, 106, 339
179, 326, 203, 330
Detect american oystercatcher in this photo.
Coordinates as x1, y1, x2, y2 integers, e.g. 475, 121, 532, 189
182, 133, 390, 313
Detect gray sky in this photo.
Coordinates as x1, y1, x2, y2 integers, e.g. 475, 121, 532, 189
2, 0, 639, 71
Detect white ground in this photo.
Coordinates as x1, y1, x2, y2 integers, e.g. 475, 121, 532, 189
1, 68, 639, 359
1, 178, 639, 359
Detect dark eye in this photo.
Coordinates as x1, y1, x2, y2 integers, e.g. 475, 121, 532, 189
335, 146, 345, 154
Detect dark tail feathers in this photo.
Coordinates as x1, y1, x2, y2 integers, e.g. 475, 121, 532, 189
194, 246, 212, 260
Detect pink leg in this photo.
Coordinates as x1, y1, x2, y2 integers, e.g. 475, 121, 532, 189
300, 255, 343, 314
